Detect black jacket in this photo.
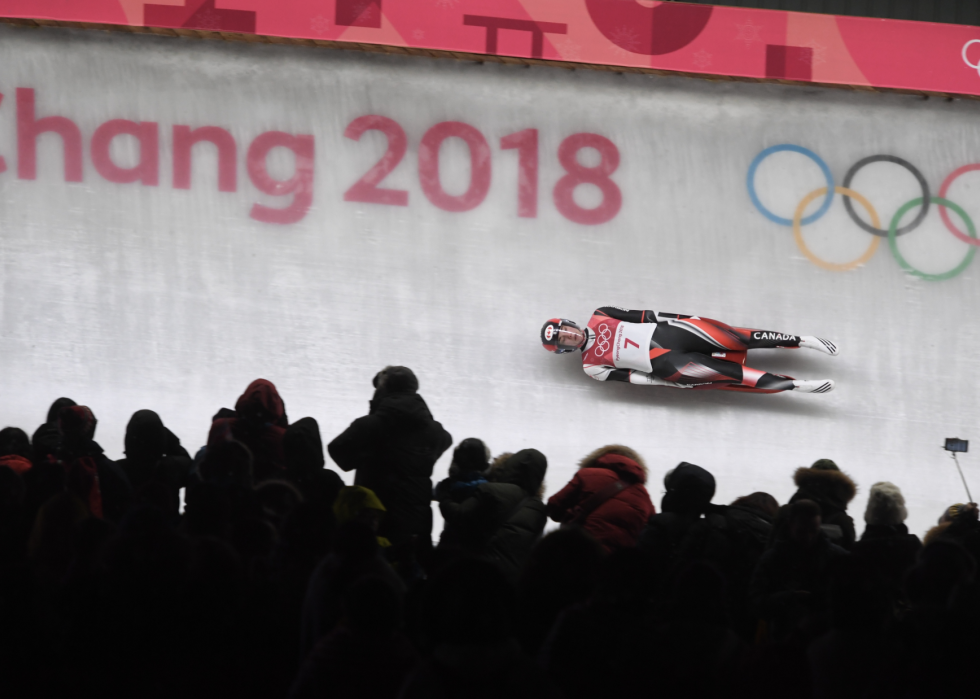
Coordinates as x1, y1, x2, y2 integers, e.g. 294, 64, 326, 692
750, 534, 848, 640
789, 467, 857, 549
853, 523, 921, 602
439, 449, 548, 582
328, 392, 451, 544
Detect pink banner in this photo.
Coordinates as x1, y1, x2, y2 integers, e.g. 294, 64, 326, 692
3, 0, 980, 97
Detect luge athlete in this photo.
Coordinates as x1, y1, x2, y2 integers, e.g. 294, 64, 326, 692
541, 307, 838, 394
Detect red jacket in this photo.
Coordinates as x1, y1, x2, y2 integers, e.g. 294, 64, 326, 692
547, 449, 655, 551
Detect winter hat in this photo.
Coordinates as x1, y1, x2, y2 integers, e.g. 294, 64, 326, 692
864, 482, 908, 526
811, 459, 840, 471
373, 366, 418, 395
662, 462, 715, 515
334, 485, 386, 525
451, 438, 490, 475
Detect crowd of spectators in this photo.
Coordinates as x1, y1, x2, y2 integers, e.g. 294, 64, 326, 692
0, 367, 978, 697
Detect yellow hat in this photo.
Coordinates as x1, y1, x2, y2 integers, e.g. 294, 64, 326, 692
334, 485, 386, 525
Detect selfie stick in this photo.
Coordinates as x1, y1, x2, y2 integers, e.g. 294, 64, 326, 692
951, 452, 973, 503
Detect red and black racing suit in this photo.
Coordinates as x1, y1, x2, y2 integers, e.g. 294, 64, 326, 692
581, 306, 802, 393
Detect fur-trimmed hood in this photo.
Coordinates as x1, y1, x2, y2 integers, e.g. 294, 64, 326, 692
578, 445, 647, 484
793, 466, 857, 511
923, 521, 951, 547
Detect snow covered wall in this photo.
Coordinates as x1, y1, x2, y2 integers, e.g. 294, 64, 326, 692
2, 25, 980, 538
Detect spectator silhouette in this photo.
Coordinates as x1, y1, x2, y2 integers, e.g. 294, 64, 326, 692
0, 466, 27, 563
283, 417, 343, 504
299, 521, 405, 661
334, 485, 390, 548
30, 396, 76, 465
116, 409, 191, 518
0, 427, 33, 475
807, 557, 892, 699
433, 438, 490, 545
547, 444, 655, 552
638, 461, 716, 588
789, 459, 857, 549
852, 482, 920, 610
655, 560, 746, 697
750, 499, 848, 642
542, 549, 657, 699
437, 448, 548, 582
27, 492, 90, 588
59, 406, 132, 523
516, 527, 605, 657
209, 379, 289, 484
328, 366, 452, 558
290, 576, 418, 699
401, 557, 562, 699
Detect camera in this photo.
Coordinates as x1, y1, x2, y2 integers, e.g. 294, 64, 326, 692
945, 438, 969, 453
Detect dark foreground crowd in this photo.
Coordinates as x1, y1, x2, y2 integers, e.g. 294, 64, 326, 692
1, 367, 978, 698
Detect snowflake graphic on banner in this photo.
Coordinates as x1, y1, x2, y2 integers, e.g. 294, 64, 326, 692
798, 41, 828, 66
610, 26, 641, 57
735, 20, 762, 46
435, 0, 459, 8
692, 50, 712, 70
310, 15, 330, 35
196, 9, 221, 30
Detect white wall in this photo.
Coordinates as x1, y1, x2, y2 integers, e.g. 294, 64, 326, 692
2, 25, 980, 539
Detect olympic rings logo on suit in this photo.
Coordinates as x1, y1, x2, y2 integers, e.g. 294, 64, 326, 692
596, 324, 612, 355
746, 144, 979, 281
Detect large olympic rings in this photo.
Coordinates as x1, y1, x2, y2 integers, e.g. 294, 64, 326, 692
889, 197, 977, 281
842, 155, 929, 237
747, 145, 834, 226
794, 186, 880, 272
747, 144, 980, 280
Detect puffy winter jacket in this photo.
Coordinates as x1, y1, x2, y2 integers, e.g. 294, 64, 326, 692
440, 449, 548, 581
789, 462, 857, 549
547, 446, 655, 552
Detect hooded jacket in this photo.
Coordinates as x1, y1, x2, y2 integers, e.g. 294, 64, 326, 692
789, 462, 857, 549
547, 445, 655, 551
57, 406, 132, 523
439, 449, 548, 582
328, 390, 452, 545
116, 410, 191, 495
